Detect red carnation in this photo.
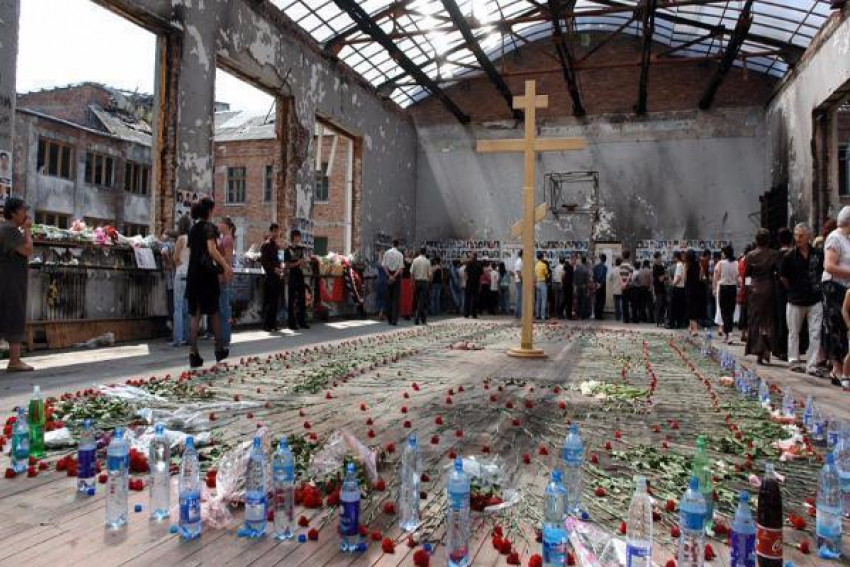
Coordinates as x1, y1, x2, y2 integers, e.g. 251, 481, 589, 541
326, 489, 340, 507
325, 392, 332, 399
558, 401, 566, 410
528, 554, 543, 567
359, 525, 368, 537
498, 538, 512, 554
507, 551, 521, 565
431, 435, 439, 444
666, 499, 676, 512
455, 430, 463, 438
590, 454, 599, 465
303, 421, 311, 429
619, 521, 627, 535
403, 392, 410, 399
26, 466, 36, 478
360, 404, 367, 411
448, 450, 457, 459
371, 530, 382, 541
490, 395, 498, 402
373, 478, 386, 491
246, 412, 254, 419
401, 406, 408, 414
307, 528, 319, 541
522, 453, 531, 464
4, 468, 14, 478
704, 543, 716, 560
605, 441, 613, 451
412, 383, 420, 390
383, 502, 396, 514
512, 419, 521, 426
366, 418, 374, 425
445, 397, 453, 405
670, 525, 681, 538
789, 514, 807, 530
524, 400, 534, 409
403, 421, 412, 428
614, 430, 622, 440
482, 445, 490, 454
567, 551, 576, 565
506, 401, 514, 409
435, 416, 443, 425
798, 539, 810, 554
233, 394, 241, 402
421, 473, 430, 482
299, 409, 306, 417
665, 561, 676, 567
413, 548, 430, 566
538, 446, 549, 456
385, 443, 396, 453
98, 473, 107, 484
381, 537, 395, 553
368, 429, 376, 438
298, 515, 309, 527
594, 487, 606, 497
38, 461, 48, 471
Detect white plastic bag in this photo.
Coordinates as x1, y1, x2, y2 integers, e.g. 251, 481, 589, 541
566, 518, 632, 567
308, 429, 378, 483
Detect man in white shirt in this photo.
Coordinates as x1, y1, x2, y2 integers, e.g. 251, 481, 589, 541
513, 250, 523, 319
382, 240, 404, 326
411, 247, 432, 325
672, 251, 687, 328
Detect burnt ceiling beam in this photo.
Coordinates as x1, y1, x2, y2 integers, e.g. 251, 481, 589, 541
439, 0, 522, 120
324, 0, 412, 53
548, 0, 587, 116
330, 0, 470, 123
698, 0, 755, 110
635, 0, 658, 114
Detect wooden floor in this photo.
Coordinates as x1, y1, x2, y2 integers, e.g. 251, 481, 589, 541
0, 319, 844, 567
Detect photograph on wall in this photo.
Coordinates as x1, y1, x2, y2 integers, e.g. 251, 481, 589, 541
0, 149, 11, 209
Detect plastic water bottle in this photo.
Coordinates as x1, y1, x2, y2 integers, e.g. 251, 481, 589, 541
758, 378, 770, 408
706, 330, 713, 355
27, 385, 45, 459
730, 491, 756, 567
542, 470, 567, 567
828, 418, 843, 451
339, 462, 361, 552
691, 436, 714, 532
746, 370, 759, 400
812, 406, 827, 445
178, 436, 202, 539
803, 395, 814, 430
626, 476, 653, 567
782, 388, 795, 419
149, 423, 170, 521
816, 453, 842, 559
400, 434, 421, 532
834, 427, 850, 518
272, 438, 295, 540
10, 407, 29, 474
105, 428, 129, 529
77, 418, 97, 495
243, 436, 268, 538
561, 423, 584, 516
446, 457, 470, 567
677, 477, 706, 567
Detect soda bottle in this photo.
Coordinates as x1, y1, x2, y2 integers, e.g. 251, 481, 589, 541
105, 428, 129, 529
243, 436, 268, 538
691, 436, 714, 532
561, 423, 584, 516
677, 476, 706, 567
446, 457, 470, 567
835, 427, 850, 517
272, 438, 295, 541
178, 436, 202, 540
77, 418, 97, 495
399, 434, 421, 532
27, 385, 45, 459
626, 476, 653, 567
756, 463, 783, 566
149, 423, 170, 521
339, 462, 361, 553
816, 453, 842, 559
10, 407, 29, 475
730, 491, 756, 567
542, 470, 567, 567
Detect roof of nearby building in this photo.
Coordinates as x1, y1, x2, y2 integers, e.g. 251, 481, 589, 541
89, 105, 153, 146
214, 111, 277, 142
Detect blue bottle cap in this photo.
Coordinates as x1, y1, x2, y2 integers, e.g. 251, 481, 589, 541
569, 423, 579, 434
253, 436, 262, 449
114, 428, 124, 440
155, 423, 165, 435
423, 542, 432, 553
298, 533, 307, 543
185, 436, 195, 449
169, 524, 179, 534
408, 434, 417, 447
454, 457, 463, 472
135, 504, 143, 513
87, 487, 95, 496
551, 470, 562, 483
279, 438, 288, 450
689, 476, 700, 491
346, 462, 355, 475
83, 418, 92, 430
738, 491, 749, 503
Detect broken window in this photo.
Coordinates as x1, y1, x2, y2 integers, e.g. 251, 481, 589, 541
315, 161, 330, 202
227, 167, 247, 204
264, 165, 274, 203
37, 138, 74, 180
85, 151, 114, 187
124, 161, 151, 195
840, 144, 849, 197
313, 236, 328, 256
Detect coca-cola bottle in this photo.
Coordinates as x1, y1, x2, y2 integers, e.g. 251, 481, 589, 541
756, 463, 783, 566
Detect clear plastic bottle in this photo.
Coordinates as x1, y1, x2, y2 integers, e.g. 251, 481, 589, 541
677, 476, 706, 567
758, 378, 770, 408
105, 428, 129, 529
446, 457, 470, 567
542, 470, 567, 567
828, 418, 843, 452
802, 395, 814, 430
399, 434, 421, 532
834, 427, 850, 518
691, 436, 714, 532
272, 438, 295, 541
149, 423, 171, 521
561, 423, 584, 516
729, 491, 756, 567
812, 406, 827, 445
77, 418, 97, 495
178, 436, 202, 540
816, 453, 843, 559
243, 436, 268, 538
782, 388, 795, 419
339, 462, 361, 553
626, 476, 653, 567
10, 407, 29, 475
27, 385, 45, 459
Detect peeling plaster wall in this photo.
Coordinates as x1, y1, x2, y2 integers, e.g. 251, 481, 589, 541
0, 0, 19, 203
415, 108, 767, 252
767, 10, 850, 225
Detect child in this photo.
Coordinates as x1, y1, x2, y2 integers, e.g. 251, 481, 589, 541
842, 288, 850, 389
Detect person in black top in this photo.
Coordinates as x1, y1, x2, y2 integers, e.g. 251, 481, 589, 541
260, 223, 282, 332
780, 223, 825, 375
185, 198, 233, 368
464, 253, 483, 319
562, 255, 575, 319
652, 252, 667, 327
284, 229, 310, 330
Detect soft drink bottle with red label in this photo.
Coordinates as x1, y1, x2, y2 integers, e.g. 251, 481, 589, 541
756, 463, 782, 566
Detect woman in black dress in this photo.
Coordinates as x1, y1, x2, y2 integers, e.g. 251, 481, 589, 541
0, 198, 34, 372
185, 198, 232, 367
684, 249, 703, 336
745, 229, 780, 365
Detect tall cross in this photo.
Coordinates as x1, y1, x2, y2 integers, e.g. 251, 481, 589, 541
476, 80, 587, 358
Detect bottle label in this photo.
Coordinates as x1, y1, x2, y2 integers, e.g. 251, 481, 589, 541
543, 537, 567, 563
450, 490, 469, 510
828, 431, 838, 447
78, 447, 96, 479
339, 500, 359, 536
107, 455, 125, 473
181, 494, 201, 525
13, 434, 29, 460
729, 531, 755, 567
245, 494, 267, 523
681, 510, 705, 531
562, 447, 582, 465
755, 525, 782, 559
626, 544, 650, 566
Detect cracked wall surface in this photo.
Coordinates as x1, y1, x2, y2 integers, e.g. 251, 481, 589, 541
414, 108, 768, 252
0, 0, 19, 205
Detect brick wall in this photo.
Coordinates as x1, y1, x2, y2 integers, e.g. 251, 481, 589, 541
312, 131, 354, 254
411, 34, 778, 124
18, 84, 111, 130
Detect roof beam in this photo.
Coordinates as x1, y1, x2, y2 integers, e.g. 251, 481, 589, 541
698, 0, 755, 109
324, 1, 412, 52
576, 16, 636, 64
439, 0, 522, 120
636, 0, 658, 114
330, 0, 469, 123
548, 0, 587, 116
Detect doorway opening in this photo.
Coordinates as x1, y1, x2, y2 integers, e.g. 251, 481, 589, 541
811, 78, 850, 229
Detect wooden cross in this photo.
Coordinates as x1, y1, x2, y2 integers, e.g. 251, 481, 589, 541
476, 80, 587, 358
